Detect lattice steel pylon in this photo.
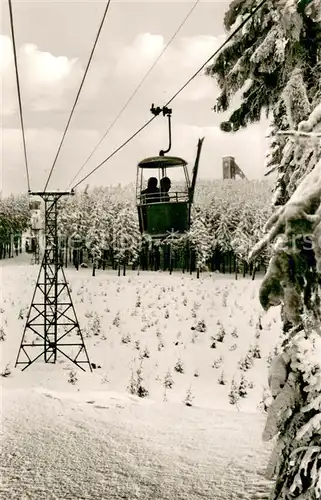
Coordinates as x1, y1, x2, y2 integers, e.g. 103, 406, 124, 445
16, 191, 92, 372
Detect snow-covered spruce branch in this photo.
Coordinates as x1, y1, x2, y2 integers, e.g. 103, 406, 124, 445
249, 157, 321, 266
248, 131, 321, 500
262, 327, 321, 499
298, 103, 321, 133
277, 131, 321, 139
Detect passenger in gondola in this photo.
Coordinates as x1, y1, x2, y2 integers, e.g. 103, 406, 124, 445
160, 176, 171, 202
141, 177, 160, 204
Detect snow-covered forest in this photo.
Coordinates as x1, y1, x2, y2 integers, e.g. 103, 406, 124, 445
0, 194, 29, 258
0, 179, 274, 274
58, 179, 274, 273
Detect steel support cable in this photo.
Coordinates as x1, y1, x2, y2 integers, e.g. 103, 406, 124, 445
71, 115, 157, 190
71, 0, 268, 191
43, 0, 112, 192
8, 0, 31, 192
67, 0, 200, 189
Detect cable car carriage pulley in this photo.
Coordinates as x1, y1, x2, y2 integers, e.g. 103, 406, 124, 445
136, 104, 204, 240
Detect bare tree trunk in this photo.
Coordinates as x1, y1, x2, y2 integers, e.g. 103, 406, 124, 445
228, 252, 232, 274
189, 248, 192, 275
10, 232, 13, 258
65, 238, 68, 268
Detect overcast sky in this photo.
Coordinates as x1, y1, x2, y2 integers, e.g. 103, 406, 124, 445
1, 0, 270, 196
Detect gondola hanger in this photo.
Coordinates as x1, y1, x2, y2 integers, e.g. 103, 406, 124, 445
150, 104, 172, 156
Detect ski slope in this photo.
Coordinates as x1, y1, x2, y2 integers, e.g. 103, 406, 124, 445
1, 257, 282, 499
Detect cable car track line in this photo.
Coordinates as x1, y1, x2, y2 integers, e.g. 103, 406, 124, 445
72, 116, 157, 190
164, 0, 268, 107
8, 0, 31, 192
67, 0, 200, 189
43, 0, 112, 192
71, 0, 268, 191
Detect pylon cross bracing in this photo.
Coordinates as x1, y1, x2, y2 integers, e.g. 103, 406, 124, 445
15, 191, 92, 372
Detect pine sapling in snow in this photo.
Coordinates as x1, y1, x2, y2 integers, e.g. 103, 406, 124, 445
238, 352, 254, 371
135, 363, 149, 398
215, 324, 226, 342
212, 355, 224, 369
128, 362, 149, 398
18, 307, 25, 320
135, 295, 141, 308
112, 312, 120, 327
121, 333, 131, 344
238, 375, 248, 398
256, 315, 263, 331
164, 370, 174, 389
140, 347, 150, 359
92, 314, 101, 336
231, 327, 239, 338
210, 336, 217, 349
191, 319, 207, 333
218, 370, 227, 385
0, 326, 6, 341
183, 385, 194, 407
228, 379, 240, 407
158, 338, 165, 351
255, 329, 261, 340
251, 344, 262, 359
68, 370, 78, 385
1, 363, 11, 377
174, 358, 184, 374
135, 340, 141, 351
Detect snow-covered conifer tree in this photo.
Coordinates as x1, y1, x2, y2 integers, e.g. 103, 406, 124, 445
207, 1, 321, 498
112, 202, 141, 274
86, 195, 107, 274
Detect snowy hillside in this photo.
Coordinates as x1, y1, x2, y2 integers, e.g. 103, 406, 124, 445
2, 387, 274, 500
1, 257, 283, 499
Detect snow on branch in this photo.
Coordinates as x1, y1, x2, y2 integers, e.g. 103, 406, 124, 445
299, 102, 321, 133
249, 157, 321, 262
277, 131, 321, 139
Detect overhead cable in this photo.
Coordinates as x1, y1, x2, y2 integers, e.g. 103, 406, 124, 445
71, 0, 268, 190
8, 0, 31, 192
67, 0, 200, 189
43, 0, 112, 191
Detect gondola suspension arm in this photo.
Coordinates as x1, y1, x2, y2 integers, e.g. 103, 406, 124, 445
151, 104, 172, 156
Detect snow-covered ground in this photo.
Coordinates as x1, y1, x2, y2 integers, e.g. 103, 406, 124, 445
1, 256, 283, 499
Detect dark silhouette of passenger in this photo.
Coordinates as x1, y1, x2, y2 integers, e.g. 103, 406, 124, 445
141, 177, 159, 204
160, 177, 171, 202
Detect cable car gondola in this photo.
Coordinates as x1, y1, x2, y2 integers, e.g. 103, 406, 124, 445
136, 104, 204, 239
